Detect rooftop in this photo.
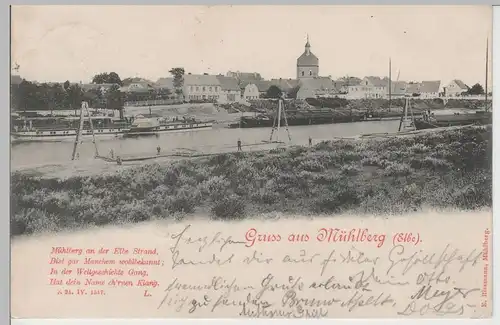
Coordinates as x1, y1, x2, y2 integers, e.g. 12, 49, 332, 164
184, 74, 220, 86
215, 76, 240, 91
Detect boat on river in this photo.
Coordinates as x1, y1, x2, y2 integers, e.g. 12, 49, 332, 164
11, 114, 213, 142
228, 109, 365, 128
122, 115, 213, 137
10, 116, 130, 142
414, 109, 492, 130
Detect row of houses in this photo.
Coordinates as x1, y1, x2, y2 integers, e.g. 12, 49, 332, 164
151, 73, 472, 102
12, 73, 473, 104
344, 77, 441, 99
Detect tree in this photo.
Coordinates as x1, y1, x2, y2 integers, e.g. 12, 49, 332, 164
338, 76, 362, 87
66, 84, 83, 109
157, 87, 172, 99
107, 72, 122, 85
106, 84, 125, 110
51, 84, 67, 109
265, 85, 282, 99
287, 85, 300, 99
467, 83, 485, 95
92, 72, 123, 86
169, 68, 185, 97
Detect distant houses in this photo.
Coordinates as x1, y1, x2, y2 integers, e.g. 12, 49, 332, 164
183, 74, 221, 102
344, 78, 445, 99
216, 75, 242, 103
146, 71, 462, 103
444, 79, 469, 97
347, 76, 388, 99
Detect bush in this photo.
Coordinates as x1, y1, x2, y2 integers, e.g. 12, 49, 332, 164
383, 163, 411, 177
166, 187, 201, 214
211, 195, 246, 219
341, 164, 361, 176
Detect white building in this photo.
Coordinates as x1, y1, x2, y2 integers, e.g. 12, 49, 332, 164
347, 76, 388, 99
215, 76, 241, 103
183, 74, 221, 102
444, 79, 468, 97
418, 81, 441, 98
241, 83, 260, 100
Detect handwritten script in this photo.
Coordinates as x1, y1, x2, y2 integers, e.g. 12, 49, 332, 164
11, 212, 492, 318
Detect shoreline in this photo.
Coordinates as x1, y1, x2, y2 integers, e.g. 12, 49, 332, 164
11, 125, 492, 237
11, 124, 484, 178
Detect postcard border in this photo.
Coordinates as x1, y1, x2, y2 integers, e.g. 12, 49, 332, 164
4, 3, 500, 325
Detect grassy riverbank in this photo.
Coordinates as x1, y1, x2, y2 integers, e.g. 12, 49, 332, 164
11, 125, 492, 236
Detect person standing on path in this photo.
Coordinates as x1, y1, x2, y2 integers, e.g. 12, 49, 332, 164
309, 136, 312, 147
157, 146, 161, 155
237, 139, 242, 152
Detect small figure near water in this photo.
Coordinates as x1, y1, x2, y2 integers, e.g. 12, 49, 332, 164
116, 156, 122, 165
237, 139, 242, 152
109, 149, 114, 159
308, 136, 312, 147
157, 146, 161, 155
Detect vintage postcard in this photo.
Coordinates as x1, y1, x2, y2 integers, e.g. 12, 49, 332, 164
10, 5, 493, 319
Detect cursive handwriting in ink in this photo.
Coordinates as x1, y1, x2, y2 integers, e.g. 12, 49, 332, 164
349, 267, 410, 291
188, 295, 211, 313
169, 225, 244, 254
340, 291, 395, 312
256, 274, 304, 300
386, 244, 482, 276
282, 249, 320, 264
171, 249, 234, 269
340, 247, 380, 265
309, 276, 353, 291
319, 249, 336, 276
398, 285, 480, 316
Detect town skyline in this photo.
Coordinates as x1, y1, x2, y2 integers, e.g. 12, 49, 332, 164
11, 5, 492, 88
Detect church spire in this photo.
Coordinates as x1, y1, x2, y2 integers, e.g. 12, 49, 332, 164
305, 34, 311, 55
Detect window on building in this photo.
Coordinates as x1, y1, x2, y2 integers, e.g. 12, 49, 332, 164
209, 86, 212, 91
203, 87, 206, 91
196, 86, 199, 91
301, 71, 304, 76
309, 70, 312, 76
190, 86, 193, 91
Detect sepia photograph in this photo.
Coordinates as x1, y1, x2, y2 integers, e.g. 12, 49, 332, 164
10, 5, 493, 319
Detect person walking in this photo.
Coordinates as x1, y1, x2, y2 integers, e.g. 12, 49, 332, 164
308, 136, 312, 147
157, 146, 161, 155
237, 139, 242, 152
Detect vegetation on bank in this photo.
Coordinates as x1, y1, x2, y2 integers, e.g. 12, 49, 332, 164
11, 125, 492, 236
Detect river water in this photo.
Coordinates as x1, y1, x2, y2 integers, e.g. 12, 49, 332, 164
11, 120, 400, 169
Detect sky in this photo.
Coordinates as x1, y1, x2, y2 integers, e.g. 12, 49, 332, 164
11, 5, 493, 88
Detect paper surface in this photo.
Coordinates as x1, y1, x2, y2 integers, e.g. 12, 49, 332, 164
11, 211, 492, 318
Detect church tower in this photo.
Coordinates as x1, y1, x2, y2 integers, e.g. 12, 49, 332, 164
296, 35, 319, 79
